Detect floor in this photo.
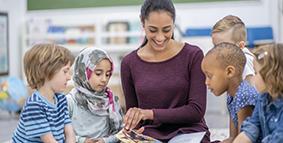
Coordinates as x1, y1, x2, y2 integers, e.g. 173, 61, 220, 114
0, 110, 19, 143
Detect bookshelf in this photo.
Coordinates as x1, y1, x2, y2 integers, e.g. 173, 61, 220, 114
23, 14, 144, 75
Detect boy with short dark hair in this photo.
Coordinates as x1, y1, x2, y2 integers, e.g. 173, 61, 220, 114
201, 42, 258, 143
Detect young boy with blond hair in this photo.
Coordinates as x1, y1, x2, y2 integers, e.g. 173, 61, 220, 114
211, 15, 255, 83
201, 42, 258, 143
12, 43, 76, 143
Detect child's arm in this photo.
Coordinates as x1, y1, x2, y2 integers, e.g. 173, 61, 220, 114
258, 115, 283, 142
103, 94, 124, 143
234, 98, 261, 142
233, 132, 252, 143
222, 117, 237, 143
64, 124, 76, 143
112, 95, 124, 132
236, 105, 254, 133
40, 133, 58, 143
230, 106, 254, 143
65, 95, 76, 142
226, 105, 254, 143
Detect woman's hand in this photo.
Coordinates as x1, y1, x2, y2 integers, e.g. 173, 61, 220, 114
124, 107, 153, 130
123, 127, 145, 135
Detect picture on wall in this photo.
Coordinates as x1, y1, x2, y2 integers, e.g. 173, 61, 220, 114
0, 12, 9, 75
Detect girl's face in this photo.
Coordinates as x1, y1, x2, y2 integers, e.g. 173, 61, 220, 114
201, 55, 229, 96
89, 59, 112, 92
143, 10, 174, 51
48, 62, 72, 93
253, 60, 266, 93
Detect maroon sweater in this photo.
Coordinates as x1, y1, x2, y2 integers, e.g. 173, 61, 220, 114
120, 43, 210, 142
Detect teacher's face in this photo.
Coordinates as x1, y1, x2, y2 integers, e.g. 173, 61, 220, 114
143, 10, 174, 51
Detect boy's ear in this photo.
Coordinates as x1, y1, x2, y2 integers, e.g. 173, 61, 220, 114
238, 41, 246, 49
225, 65, 236, 78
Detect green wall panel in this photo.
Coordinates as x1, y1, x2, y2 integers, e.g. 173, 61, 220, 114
27, 0, 245, 11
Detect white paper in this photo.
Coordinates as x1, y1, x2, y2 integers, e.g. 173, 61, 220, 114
168, 132, 206, 143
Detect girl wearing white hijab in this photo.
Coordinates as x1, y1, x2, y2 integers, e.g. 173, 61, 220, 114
67, 48, 123, 143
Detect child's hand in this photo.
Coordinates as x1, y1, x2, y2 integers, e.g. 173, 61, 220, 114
94, 138, 104, 143
84, 138, 104, 143
84, 138, 94, 143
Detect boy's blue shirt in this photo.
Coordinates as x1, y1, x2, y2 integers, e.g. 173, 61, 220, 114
241, 93, 283, 143
12, 91, 71, 143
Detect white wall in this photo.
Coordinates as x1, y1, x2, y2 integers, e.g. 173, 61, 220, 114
0, 0, 26, 77
26, 0, 280, 44
1, 0, 282, 78
177, 0, 281, 43
175, 0, 279, 54
176, 1, 270, 28
278, 0, 283, 42
175, 0, 280, 41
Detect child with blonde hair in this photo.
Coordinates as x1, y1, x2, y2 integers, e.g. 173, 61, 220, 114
201, 42, 258, 143
212, 15, 255, 82
12, 43, 75, 143
233, 43, 283, 143
66, 48, 123, 143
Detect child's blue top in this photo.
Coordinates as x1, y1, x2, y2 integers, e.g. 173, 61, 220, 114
12, 90, 71, 143
226, 80, 258, 128
241, 93, 283, 143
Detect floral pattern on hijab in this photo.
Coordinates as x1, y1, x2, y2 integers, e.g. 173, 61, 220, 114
70, 47, 123, 133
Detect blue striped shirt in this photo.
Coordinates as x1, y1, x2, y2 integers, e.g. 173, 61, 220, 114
12, 91, 71, 143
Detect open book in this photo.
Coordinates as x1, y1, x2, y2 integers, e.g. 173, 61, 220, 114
116, 129, 161, 143
116, 129, 205, 143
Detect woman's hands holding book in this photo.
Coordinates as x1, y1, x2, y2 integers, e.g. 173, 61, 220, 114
124, 107, 154, 130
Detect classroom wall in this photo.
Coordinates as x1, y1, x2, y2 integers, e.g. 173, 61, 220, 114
26, 0, 281, 41
277, 0, 283, 42
27, 1, 274, 28
1, 0, 282, 78
0, 0, 26, 77
174, 0, 281, 54
175, 0, 280, 41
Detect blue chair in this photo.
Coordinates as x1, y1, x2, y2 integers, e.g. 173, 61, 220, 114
247, 27, 273, 48
184, 28, 212, 37
183, 26, 274, 48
